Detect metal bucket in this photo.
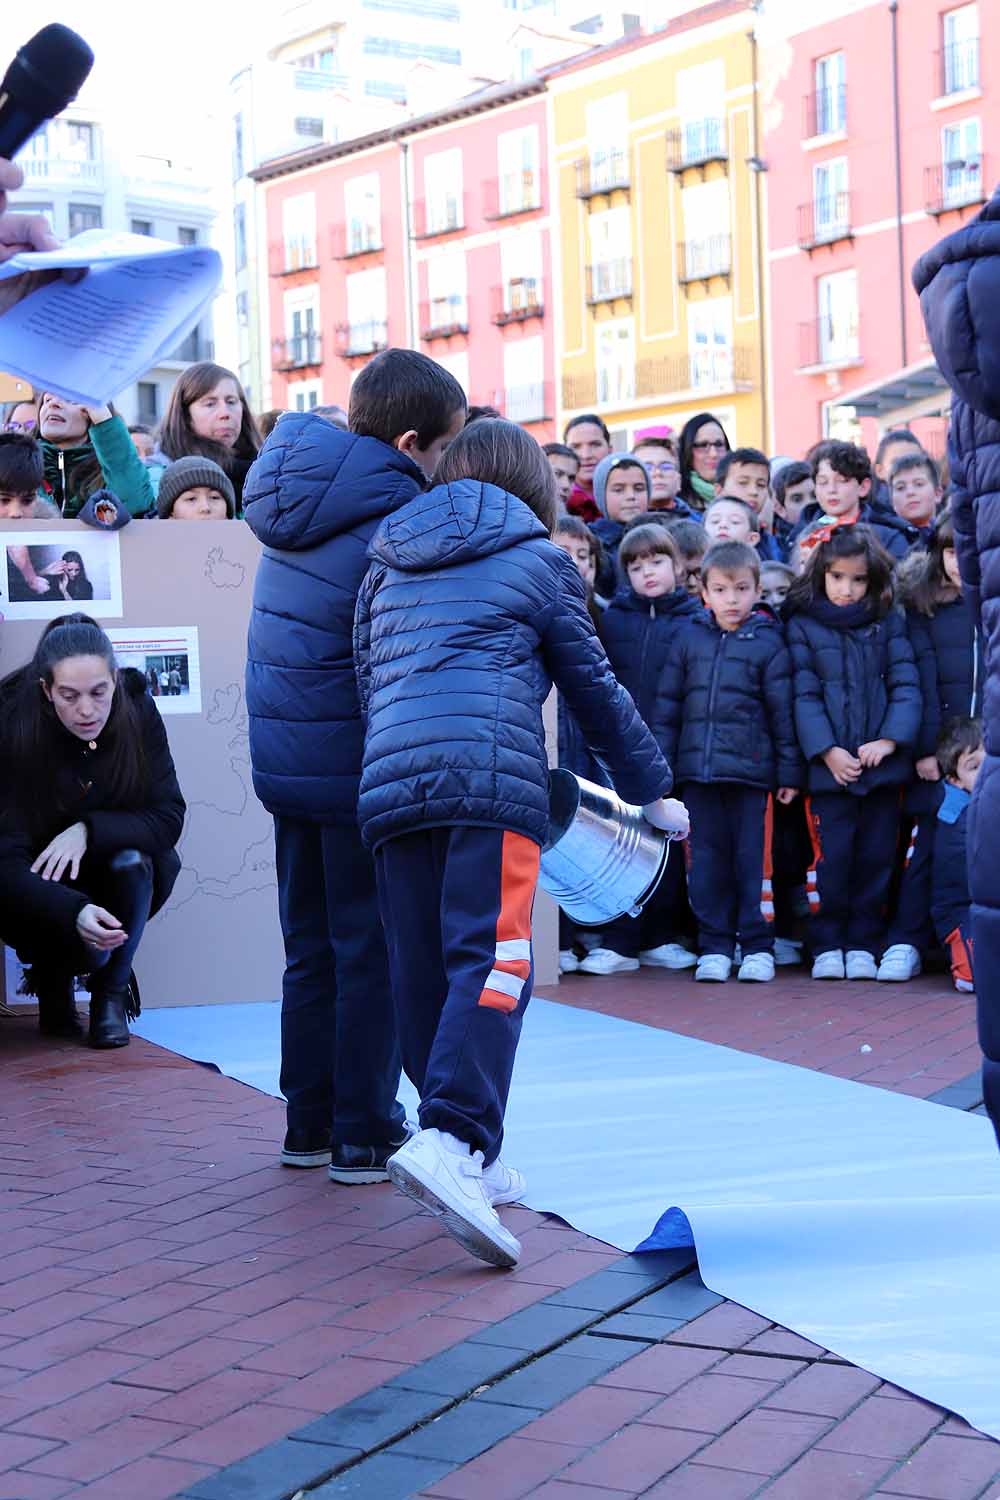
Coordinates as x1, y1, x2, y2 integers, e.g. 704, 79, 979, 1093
540, 769, 669, 926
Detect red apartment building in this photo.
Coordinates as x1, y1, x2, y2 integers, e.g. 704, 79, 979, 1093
251, 80, 555, 438
763, 0, 995, 457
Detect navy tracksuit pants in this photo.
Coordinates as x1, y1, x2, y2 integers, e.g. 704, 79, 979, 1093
888, 810, 939, 953
375, 825, 539, 1166
683, 783, 772, 958
804, 788, 900, 956
274, 816, 406, 1148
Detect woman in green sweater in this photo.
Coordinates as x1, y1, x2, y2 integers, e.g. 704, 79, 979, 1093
38, 393, 154, 518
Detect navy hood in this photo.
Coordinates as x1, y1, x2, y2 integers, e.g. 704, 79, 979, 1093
243, 413, 426, 552
370, 479, 548, 572
913, 193, 1000, 421
611, 583, 701, 619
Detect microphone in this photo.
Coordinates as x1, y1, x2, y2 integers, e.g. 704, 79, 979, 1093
0, 25, 95, 161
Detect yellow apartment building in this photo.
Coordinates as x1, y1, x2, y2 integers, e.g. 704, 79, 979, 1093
548, 2, 768, 451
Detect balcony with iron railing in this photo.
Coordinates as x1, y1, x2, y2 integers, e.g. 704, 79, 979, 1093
335, 319, 388, 358
491, 278, 544, 326
273, 333, 322, 371
562, 372, 598, 410
330, 222, 383, 259
803, 83, 847, 139
938, 36, 979, 96
419, 296, 469, 340
798, 313, 861, 371
636, 346, 754, 398
483, 170, 543, 219
502, 382, 551, 425
677, 235, 732, 286
925, 156, 987, 215
797, 192, 853, 251
22, 155, 104, 188
666, 118, 728, 174
575, 150, 630, 200
411, 194, 467, 239
269, 240, 320, 276
586, 259, 633, 305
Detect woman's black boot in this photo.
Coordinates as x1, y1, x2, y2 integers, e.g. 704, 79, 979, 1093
32, 968, 83, 1039
88, 990, 130, 1048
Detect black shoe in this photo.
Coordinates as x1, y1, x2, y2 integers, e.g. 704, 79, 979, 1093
88, 991, 130, 1049
34, 973, 83, 1039
329, 1126, 414, 1186
281, 1126, 332, 1168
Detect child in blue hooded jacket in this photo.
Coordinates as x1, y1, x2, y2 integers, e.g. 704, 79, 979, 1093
355, 419, 683, 1269
588, 452, 652, 598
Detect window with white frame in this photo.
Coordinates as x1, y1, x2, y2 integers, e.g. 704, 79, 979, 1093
675, 60, 726, 168
942, 4, 979, 94
595, 319, 635, 406
503, 335, 545, 423
585, 93, 628, 192
288, 380, 322, 412
282, 193, 317, 271
346, 266, 387, 352
589, 206, 632, 300
681, 178, 731, 278
423, 148, 463, 234
942, 118, 982, 205
500, 228, 542, 315
344, 173, 382, 254
497, 126, 540, 214
813, 52, 846, 135
283, 286, 320, 366
687, 297, 733, 390
425, 251, 468, 331
813, 158, 849, 240
817, 270, 859, 364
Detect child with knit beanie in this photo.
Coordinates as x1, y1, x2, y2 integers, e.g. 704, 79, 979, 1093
588, 452, 652, 598
157, 457, 236, 520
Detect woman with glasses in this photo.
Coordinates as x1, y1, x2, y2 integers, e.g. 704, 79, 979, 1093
1, 397, 39, 435
678, 412, 731, 513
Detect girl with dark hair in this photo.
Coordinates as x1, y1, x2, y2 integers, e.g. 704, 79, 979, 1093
677, 412, 731, 513
879, 511, 983, 979
355, 418, 682, 1267
40, 550, 93, 601
0, 616, 185, 1047
152, 363, 261, 515
785, 526, 922, 981
37, 394, 154, 518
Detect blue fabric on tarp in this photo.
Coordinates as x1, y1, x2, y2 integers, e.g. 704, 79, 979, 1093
132, 997, 1000, 1441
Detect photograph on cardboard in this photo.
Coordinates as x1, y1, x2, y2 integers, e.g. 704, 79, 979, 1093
106, 626, 202, 716
0, 529, 123, 621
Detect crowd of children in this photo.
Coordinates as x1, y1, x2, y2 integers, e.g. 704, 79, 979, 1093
546, 413, 981, 997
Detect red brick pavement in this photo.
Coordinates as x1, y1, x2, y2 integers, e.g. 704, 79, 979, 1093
0, 967, 995, 1500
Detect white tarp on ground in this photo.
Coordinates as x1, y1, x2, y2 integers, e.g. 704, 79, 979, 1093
132, 997, 1000, 1441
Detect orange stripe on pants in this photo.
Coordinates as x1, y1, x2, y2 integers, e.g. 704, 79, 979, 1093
479, 831, 540, 1012
760, 793, 775, 923
945, 926, 974, 987
803, 795, 823, 913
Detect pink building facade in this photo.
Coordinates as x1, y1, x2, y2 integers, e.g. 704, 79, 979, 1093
255, 81, 555, 439
763, 0, 997, 458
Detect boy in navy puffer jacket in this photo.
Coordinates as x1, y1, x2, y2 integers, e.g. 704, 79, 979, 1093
589, 452, 651, 598
582, 522, 700, 976
244, 350, 466, 1184
355, 421, 682, 1268
653, 541, 803, 985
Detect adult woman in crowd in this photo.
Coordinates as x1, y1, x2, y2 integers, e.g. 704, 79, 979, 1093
38, 393, 154, 518
151, 363, 261, 515
0, 616, 185, 1047
677, 412, 731, 512
40, 550, 93, 602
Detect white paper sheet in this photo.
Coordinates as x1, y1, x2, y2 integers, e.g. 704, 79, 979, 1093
106, 625, 202, 715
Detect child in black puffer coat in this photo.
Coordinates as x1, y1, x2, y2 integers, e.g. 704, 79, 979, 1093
785, 525, 922, 982
881, 514, 982, 980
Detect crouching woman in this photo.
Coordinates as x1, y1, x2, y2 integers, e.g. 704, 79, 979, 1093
0, 616, 185, 1047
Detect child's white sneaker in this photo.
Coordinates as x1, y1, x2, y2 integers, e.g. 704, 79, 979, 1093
845, 949, 878, 980
482, 1158, 526, 1205
738, 952, 775, 982
876, 944, 921, 982
639, 943, 697, 969
773, 937, 803, 966
578, 948, 640, 975
812, 950, 845, 980
955, 978, 975, 994
559, 949, 580, 974
695, 954, 732, 982
387, 1129, 520, 1268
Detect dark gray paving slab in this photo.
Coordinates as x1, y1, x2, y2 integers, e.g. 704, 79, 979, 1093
181, 1438, 356, 1500
929, 1071, 984, 1110
389, 1338, 524, 1396
626, 1271, 724, 1321
486, 1338, 635, 1410
468, 1301, 596, 1350
392, 1396, 538, 1462
291, 1386, 450, 1450
594, 1311, 687, 1341
308, 1453, 452, 1499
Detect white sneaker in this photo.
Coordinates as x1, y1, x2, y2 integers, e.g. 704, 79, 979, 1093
738, 952, 775, 982
846, 950, 878, 980
955, 978, 975, 994
639, 943, 698, 970
559, 949, 580, 974
773, 937, 803, 966
387, 1129, 520, 1268
695, 954, 732, 982
577, 948, 640, 975
812, 950, 845, 980
876, 944, 922, 982
482, 1158, 526, 1206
